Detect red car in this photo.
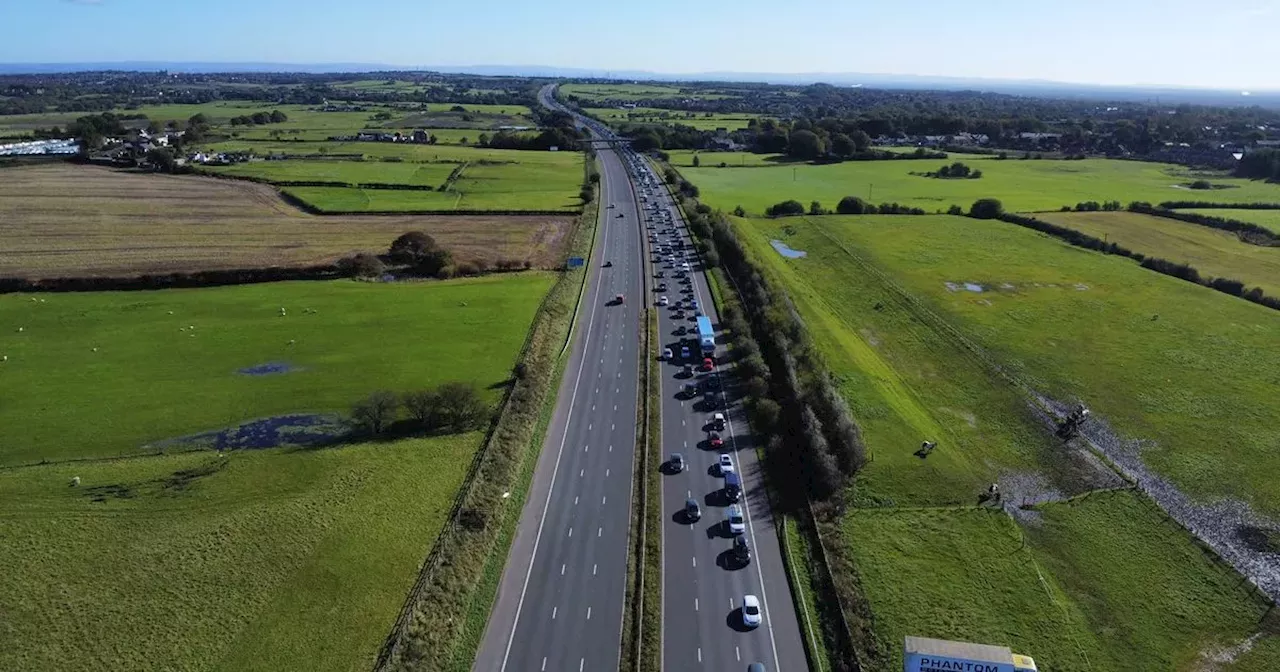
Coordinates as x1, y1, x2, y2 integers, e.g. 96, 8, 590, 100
709, 432, 723, 448
613, 294, 625, 305
702, 357, 715, 372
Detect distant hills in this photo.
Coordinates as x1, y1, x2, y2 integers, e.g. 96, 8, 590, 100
2, 62, 1277, 108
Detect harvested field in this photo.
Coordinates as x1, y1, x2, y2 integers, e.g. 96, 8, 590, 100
0, 163, 573, 278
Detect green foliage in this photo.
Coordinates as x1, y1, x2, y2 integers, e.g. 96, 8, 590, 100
766, 199, 806, 217
968, 197, 1004, 218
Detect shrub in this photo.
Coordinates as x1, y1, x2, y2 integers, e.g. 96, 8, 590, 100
351, 391, 398, 435
948, 205, 965, 216
836, 195, 871, 215
1189, 179, 1213, 190
732, 205, 746, 217
766, 200, 806, 217
969, 198, 1005, 219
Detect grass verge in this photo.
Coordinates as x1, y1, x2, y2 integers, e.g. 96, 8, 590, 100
378, 164, 600, 672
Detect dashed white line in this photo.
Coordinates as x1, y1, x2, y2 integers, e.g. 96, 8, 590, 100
567, 527, 572, 537
574, 496, 579, 505
561, 564, 565, 576
580, 468, 584, 477
598, 527, 603, 537
579, 658, 585, 672
593, 564, 598, 576
697, 648, 702, 663
605, 468, 610, 477
541, 657, 547, 671
602, 496, 607, 505
586, 606, 592, 620
692, 556, 697, 568
552, 606, 558, 619
694, 598, 699, 611
736, 646, 741, 662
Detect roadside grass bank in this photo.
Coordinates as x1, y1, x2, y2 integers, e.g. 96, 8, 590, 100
381, 161, 600, 672
621, 306, 662, 672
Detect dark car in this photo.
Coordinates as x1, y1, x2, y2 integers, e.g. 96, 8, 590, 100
734, 536, 751, 564
748, 664, 766, 672
669, 452, 685, 473
685, 498, 701, 522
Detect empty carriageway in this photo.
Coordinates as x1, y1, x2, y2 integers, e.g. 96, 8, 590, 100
474, 141, 645, 672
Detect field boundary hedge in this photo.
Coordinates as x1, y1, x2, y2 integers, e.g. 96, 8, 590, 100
995, 212, 1280, 311
1159, 200, 1280, 210
1127, 203, 1280, 245
0, 264, 344, 294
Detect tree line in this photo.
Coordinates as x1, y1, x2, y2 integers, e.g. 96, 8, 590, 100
229, 110, 288, 126
351, 383, 490, 436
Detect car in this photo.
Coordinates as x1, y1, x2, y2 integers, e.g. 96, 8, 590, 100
655, 270, 664, 278
661, 347, 672, 360
607, 204, 615, 209
747, 664, 766, 672
727, 504, 746, 535
685, 498, 701, 522
612, 294, 624, 305
603, 260, 613, 267
682, 363, 693, 376
719, 454, 734, 475
616, 213, 625, 218
733, 536, 751, 564
674, 310, 685, 320
709, 431, 723, 448
691, 299, 699, 310
703, 357, 715, 372
675, 326, 687, 336
707, 376, 721, 390
681, 345, 691, 359
712, 412, 726, 430
669, 452, 685, 472
682, 382, 697, 397
742, 594, 761, 627
658, 296, 668, 306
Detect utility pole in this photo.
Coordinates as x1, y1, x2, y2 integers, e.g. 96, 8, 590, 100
869, 183, 873, 201
793, 166, 797, 182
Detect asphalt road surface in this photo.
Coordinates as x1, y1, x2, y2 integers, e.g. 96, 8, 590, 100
638, 163, 810, 671
473, 86, 644, 672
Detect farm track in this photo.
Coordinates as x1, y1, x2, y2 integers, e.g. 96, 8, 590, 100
0, 163, 574, 277
803, 218, 1280, 601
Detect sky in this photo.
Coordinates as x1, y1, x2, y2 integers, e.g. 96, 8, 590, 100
5, 0, 1279, 89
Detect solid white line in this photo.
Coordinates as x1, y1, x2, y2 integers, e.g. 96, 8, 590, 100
498, 185, 615, 671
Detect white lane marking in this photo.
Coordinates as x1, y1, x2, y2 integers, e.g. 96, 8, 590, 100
579, 659, 585, 672
552, 606, 557, 619
586, 606, 592, 620
574, 496, 579, 505
614, 404, 618, 412
591, 404, 595, 411
584, 445, 589, 453
588, 423, 593, 431
567, 527, 572, 538
682, 419, 686, 426
694, 598, 699, 611
609, 445, 613, 452
687, 490, 691, 498
541, 657, 547, 671
561, 564, 565, 576
697, 648, 702, 663
602, 496, 607, 505
606, 468, 610, 477
737, 646, 741, 662
611, 423, 615, 431
597, 527, 603, 537
593, 564, 598, 576
730, 598, 735, 609
692, 556, 697, 568
580, 469, 584, 477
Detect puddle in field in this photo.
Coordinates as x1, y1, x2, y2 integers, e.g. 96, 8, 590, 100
145, 414, 349, 451
770, 240, 807, 258
944, 282, 986, 293
238, 361, 301, 376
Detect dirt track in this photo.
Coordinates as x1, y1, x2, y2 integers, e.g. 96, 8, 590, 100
0, 163, 573, 278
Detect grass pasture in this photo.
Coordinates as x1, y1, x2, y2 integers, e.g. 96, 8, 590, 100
682, 157, 1280, 214
740, 213, 1280, 514
0, 433, 481, 672
1181, 208, 1280, 234
847, 492, 1278, 671
0, 164, 575, 277
0, 273, 554, 466
1037, 210, 1280, 295
584, 107, 759, 131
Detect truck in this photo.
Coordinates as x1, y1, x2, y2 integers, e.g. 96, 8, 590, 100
696, 315, 715, 355
904, 636, 1037, 672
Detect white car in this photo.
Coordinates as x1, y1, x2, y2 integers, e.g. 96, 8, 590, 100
742, 594, 762, 627
727, 504, 746, 535
718, 454, 734, 475
661, 348, 672, 360
658, 296, 669, 306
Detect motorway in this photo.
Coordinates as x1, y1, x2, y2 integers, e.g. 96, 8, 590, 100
476, 85, 807, 672
473, 86, 644, 672
634, 161, 809, 671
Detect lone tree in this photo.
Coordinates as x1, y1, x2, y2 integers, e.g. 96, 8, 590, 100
766, 200, 806, 217
969, 198, 1005, 219
389, 231, 452, 277
352, 391, 399, 435
836, 195, 872, 215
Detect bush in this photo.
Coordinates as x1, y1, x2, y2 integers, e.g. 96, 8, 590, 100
809, 201, 825, 215
948, 204, 965, 216
732, 205, 746, 217
766, 200, 806, 217
836, 195, 871, 215
338, 252, 385, 278
1189, 179, 1213, 190
969, 198, 1005, 219
351, 391, 398, 435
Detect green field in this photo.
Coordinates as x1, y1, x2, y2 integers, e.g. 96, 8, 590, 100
561, 83, 734, 102
209, 159, 454, 186
1038, 211, 1280, 295
848, 493, 1278, 671
682, 157, 1280, 214
1181, 208, 1280, 234
584, 107, 759, 131
738, 213, 1280, 515
0, 432, 481, 672
0, 275, 554, 466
